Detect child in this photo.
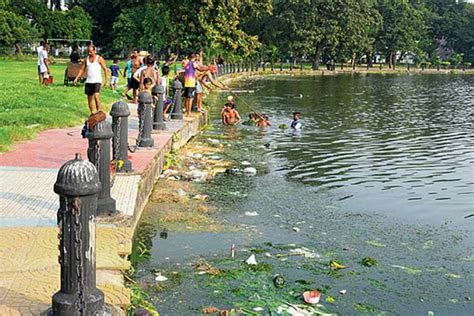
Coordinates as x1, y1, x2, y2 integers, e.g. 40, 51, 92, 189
109, 59, 121, 90
291, 111, 302, 129
221, 103, 241, 125
143, 77, 153, 95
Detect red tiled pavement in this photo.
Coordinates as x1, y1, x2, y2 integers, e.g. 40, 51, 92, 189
0, 125, 174, 173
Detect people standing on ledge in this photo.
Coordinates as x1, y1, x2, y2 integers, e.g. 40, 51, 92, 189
74, 44, 108, 114
291, 111, 302, 129
182, 54, 207, 116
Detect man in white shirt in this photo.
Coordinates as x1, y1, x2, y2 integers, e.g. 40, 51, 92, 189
37, 41, 44, 84
39, 43, 50, 86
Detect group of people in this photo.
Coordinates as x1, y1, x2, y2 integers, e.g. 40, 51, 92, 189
37, 42, 303, 129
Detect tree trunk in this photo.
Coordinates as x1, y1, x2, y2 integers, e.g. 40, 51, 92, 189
14, 43, 23, 55
314, 48, 321, 70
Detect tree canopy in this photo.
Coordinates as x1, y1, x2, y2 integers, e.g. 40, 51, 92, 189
0, 0, 472, 63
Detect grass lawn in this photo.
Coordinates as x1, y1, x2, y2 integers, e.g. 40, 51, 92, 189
0, 57, 126, 152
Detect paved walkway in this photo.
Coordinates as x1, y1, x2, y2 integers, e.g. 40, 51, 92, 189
0, 102, 202, 315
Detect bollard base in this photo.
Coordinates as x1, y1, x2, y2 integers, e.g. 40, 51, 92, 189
97, 197, 117, 216
138, 137, 154, 147
153, 122, 166, 130
170, 113, 183, 120
51, 288, 107, 316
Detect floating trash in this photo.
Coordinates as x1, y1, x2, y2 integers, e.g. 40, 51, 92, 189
329, 260, 346, 270
244, 211, 259, 217
243, 167, 257, 176
241, 161, 252, 166
155, 274, 168, 282
176, 188, 187, 196
339, 289, 347, 295
303, 290, 321, 304
246, 254, 257, 265
273, 274, 286, 288
193, 194, 208, 200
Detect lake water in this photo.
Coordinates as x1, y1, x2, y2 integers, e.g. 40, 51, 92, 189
136, 74, 474, 315
218, 74, 474, 227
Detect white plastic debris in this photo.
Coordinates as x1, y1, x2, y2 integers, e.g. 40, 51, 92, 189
193, 194, 208, 200
264, 252, 272, 258
241, 161, 252, 166
253, 307, 264, 312
155, 274, 168, 282
193, 153, 203, 159
208, 155, 221, 160
208, 138, 220, 144
176, 188, 187, 196
339, 289, 347, 295
245, 211, 259, 217
293, 227, 301, 233
246, 254, 257, 265
243, 167, 257, 176
289, 247, 318, 258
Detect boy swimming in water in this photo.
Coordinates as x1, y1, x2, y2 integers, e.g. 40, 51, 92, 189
222, 103, 241, 125
249, 112, 271, 127
291, 111, 302, 129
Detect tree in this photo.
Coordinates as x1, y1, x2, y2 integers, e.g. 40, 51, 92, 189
0, 1, 38, 54
375, 0, 426, 69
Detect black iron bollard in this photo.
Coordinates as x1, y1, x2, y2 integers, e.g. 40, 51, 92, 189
262, 62, 266, 71
225, 64, 229, 74
87, 120, 116, 215
290, 63, 293, 71
250, 63, 254, 72
237, 63, 241, 73
380, 63, 383, 70
300, 62, 303, 71
52, 154, 109, 315
280, 63, 283, 71
110, 100, 132, 173
256, 62, 259, 72
171, 79, 184, 120
271, 63, 274, 72
137, 92, 154, 147
152, 85, 166, 130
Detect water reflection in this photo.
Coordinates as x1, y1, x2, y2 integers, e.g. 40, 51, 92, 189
210, 74, 474, 225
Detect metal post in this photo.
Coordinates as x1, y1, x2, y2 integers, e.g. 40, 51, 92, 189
250, 62, 254, 72
290, 62, 293, 71
237, 63, 241, 73
171, 79, 183, 120
262, 62, 266, 71
271, 63, 274, 71
87, 120, 116, 215
110, 100, 132, 173
280, 63, 283, 71
256, 62, 259, 72
137, 92, 154, 147
152, 85, 166, 130
225, 64, 229, 74
52, 154, 109, 316
300, 61, 303, 71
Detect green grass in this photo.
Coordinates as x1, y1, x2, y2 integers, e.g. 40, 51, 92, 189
0, 57, 124, 152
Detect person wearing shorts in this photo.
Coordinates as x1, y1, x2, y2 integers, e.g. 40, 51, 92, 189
182, 53, 205, 116
74, 44, 108, 114
109, 59, 121, 90
38, 43, 50, 86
